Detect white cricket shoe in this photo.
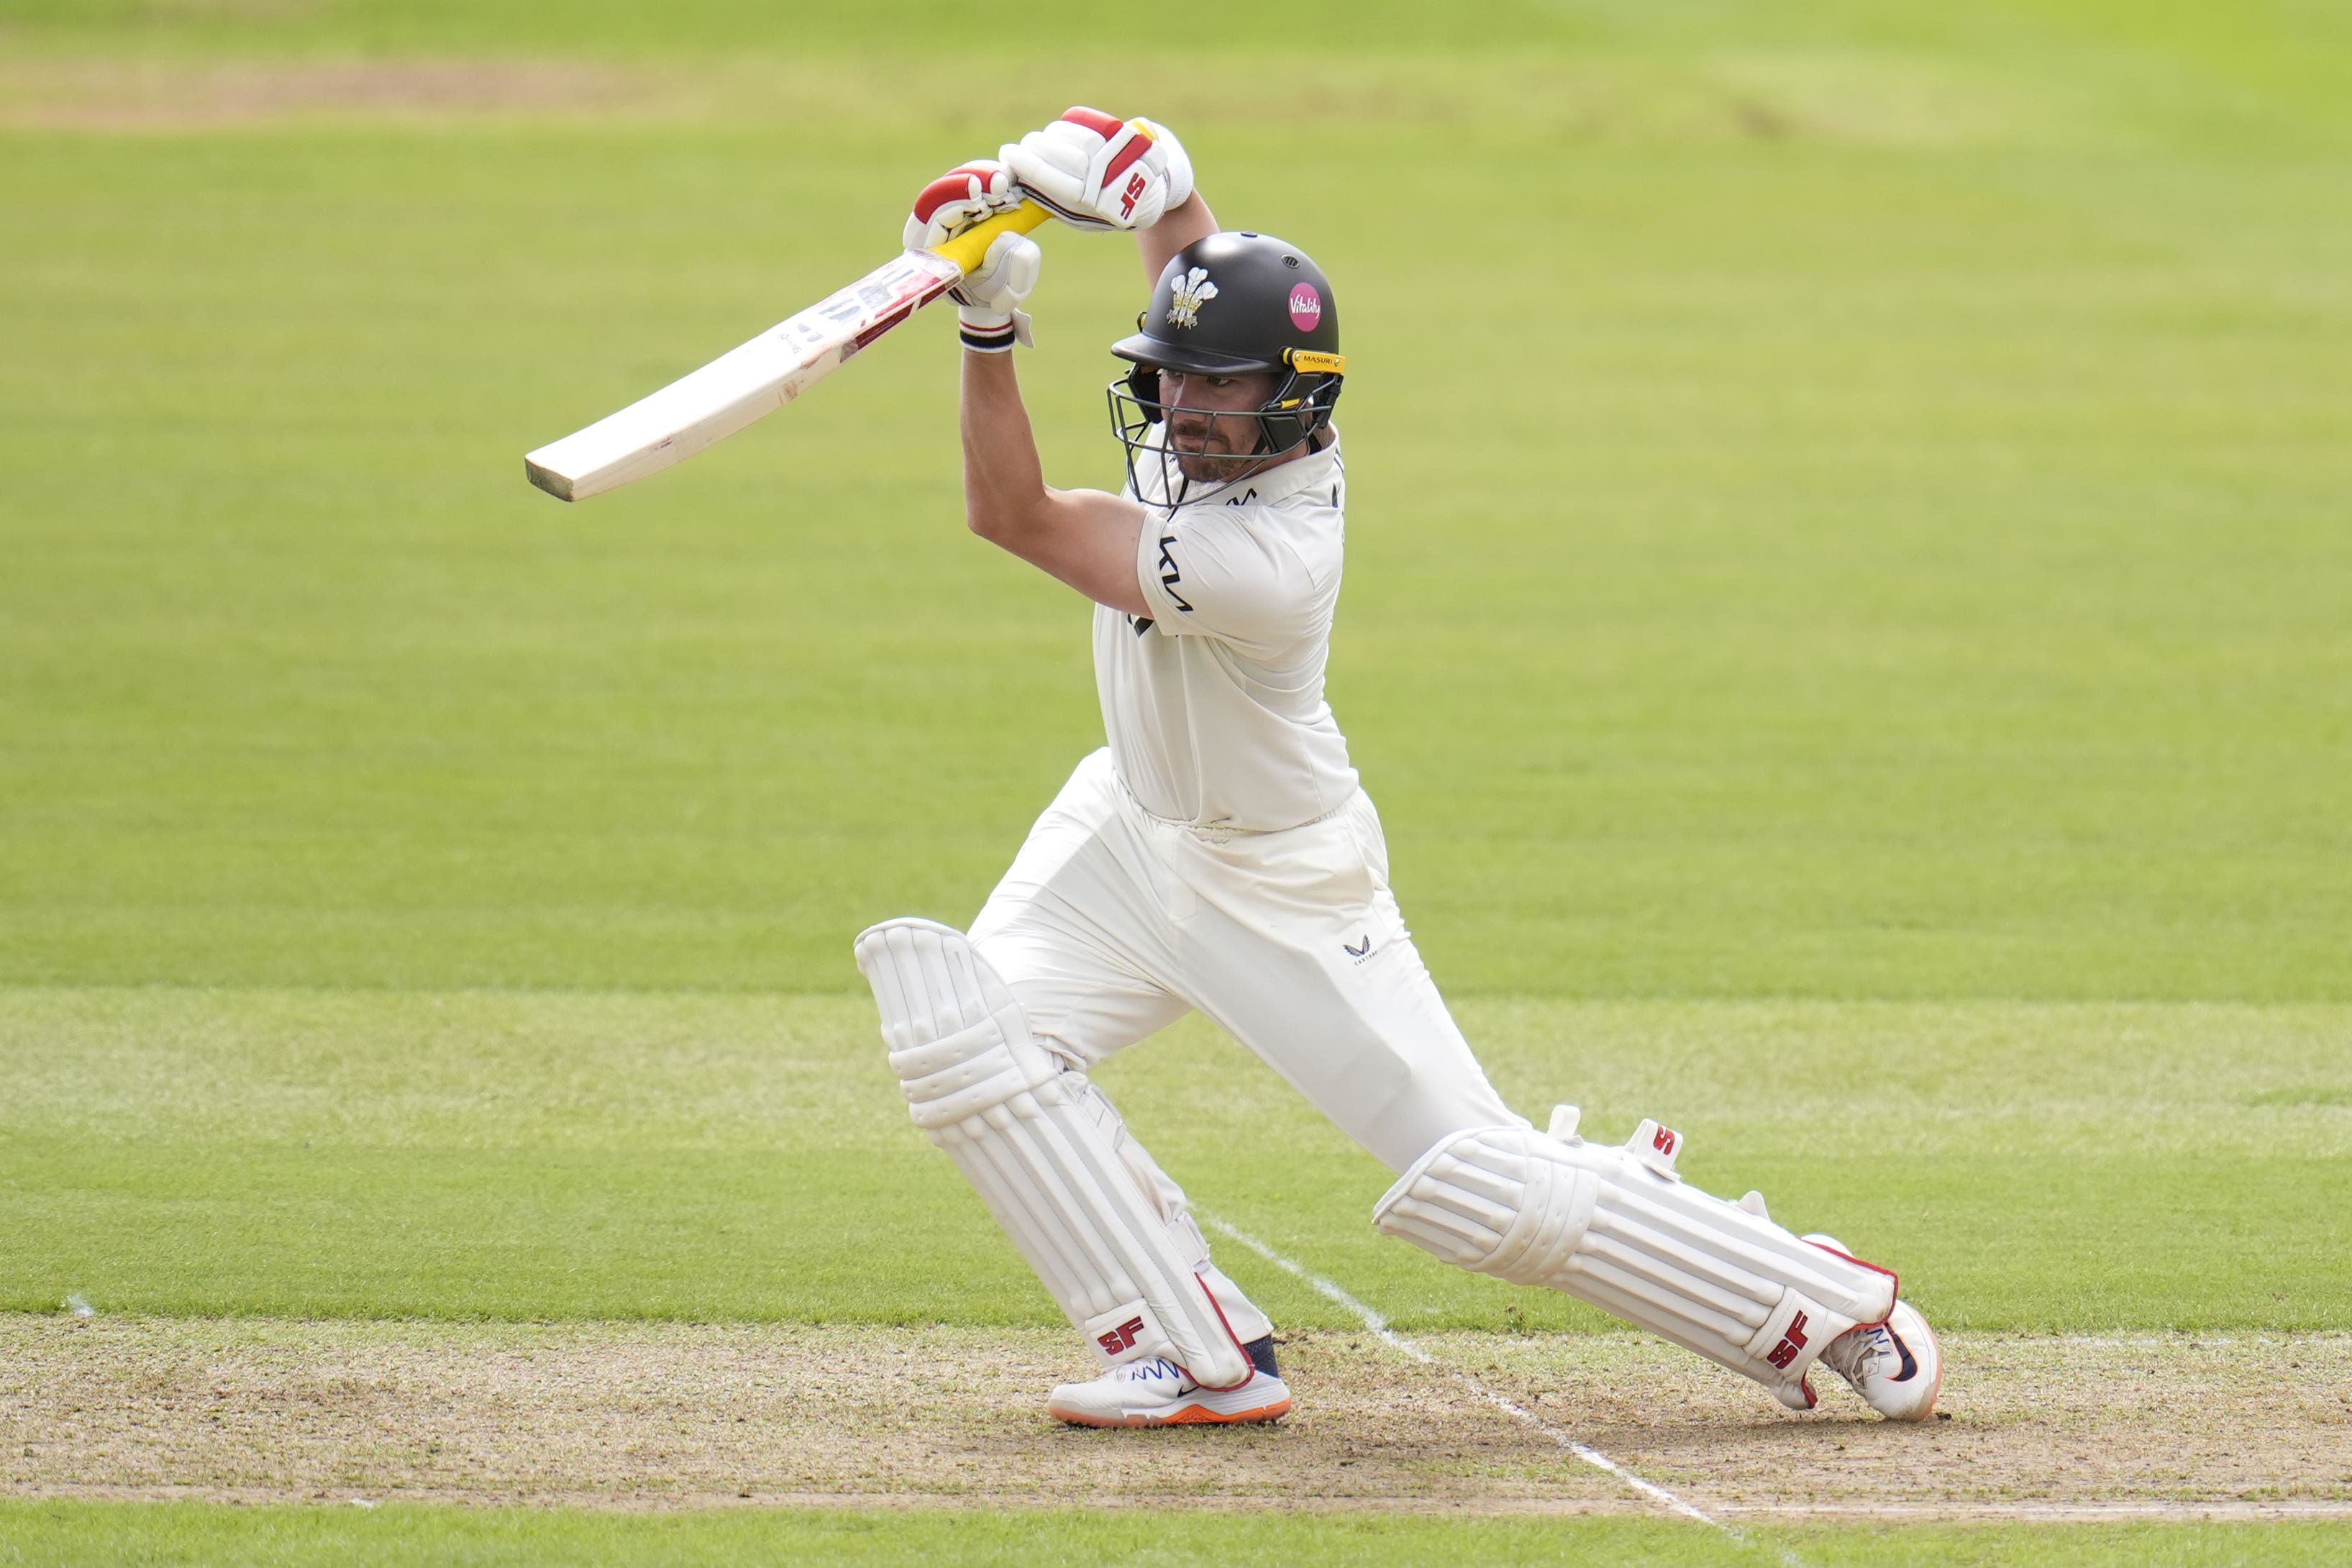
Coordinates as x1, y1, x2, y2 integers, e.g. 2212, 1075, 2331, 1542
1046, 1357, 1293, 1429
1805, 1234, 1943, 1421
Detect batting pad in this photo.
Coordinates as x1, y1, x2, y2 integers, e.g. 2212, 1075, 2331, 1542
1375, 1119, 1897, 1410
854, 917, 1252, 1391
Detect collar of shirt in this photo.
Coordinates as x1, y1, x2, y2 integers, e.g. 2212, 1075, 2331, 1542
1206, 427, 1343, 510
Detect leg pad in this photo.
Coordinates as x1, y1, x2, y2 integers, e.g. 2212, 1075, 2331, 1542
856, 917, 1252, 1391
1375, 1118, 1897, 1409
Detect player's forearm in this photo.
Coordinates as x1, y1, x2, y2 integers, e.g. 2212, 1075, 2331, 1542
957, 347, 1149, 616
1141, 192, 1216, 289
960, 348, 1051, 543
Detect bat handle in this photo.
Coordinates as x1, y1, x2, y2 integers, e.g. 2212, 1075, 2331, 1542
927, 201, 1052, 276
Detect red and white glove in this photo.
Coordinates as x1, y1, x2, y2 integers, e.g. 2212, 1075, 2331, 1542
1000, 109, 1193, 232
903, 158, 1024, 251
903, 159, 1040, 352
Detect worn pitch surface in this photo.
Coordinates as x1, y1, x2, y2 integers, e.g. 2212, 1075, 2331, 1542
8, 1318, 2349, 1517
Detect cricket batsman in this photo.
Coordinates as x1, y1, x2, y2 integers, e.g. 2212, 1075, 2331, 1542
854, 109, 1943, 1428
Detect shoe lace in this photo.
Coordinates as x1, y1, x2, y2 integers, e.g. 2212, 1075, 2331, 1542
1115, 1357, 1185, 1386
1818, 1325, 1890, 1384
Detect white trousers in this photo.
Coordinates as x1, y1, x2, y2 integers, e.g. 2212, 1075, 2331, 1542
968, 748, 1526, 1343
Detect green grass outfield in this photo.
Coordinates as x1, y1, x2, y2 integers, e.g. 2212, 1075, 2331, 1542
3, 0, 2349, 1561
6, 989, 2349, 1331
5, 8, 2348, 1000
5, 1502, 2351, 1568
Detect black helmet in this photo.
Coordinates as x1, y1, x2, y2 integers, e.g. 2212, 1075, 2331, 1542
1106, 231, 1346, 503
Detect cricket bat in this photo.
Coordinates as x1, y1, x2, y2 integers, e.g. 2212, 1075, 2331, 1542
524, 203, 1049, 502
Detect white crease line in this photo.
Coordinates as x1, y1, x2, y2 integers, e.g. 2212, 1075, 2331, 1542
1202, 1211, 1791, 1560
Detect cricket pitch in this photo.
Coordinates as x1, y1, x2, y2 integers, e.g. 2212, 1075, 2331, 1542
8, 1317, 2348, 1520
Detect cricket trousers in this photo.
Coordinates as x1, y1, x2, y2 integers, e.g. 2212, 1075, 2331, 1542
967, 747, 1526, 1345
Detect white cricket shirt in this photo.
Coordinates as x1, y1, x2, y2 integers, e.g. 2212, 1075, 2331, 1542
1093, 427, 1359, 831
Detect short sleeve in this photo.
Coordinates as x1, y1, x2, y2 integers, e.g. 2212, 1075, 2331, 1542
1134, 509, 1319, 657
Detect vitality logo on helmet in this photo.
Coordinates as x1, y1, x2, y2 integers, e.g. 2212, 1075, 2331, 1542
1167, 268, 1219, 329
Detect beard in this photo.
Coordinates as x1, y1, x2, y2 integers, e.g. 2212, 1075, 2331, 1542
1167, 419, 1261, 484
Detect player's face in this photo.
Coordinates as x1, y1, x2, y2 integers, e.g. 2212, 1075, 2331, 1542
1160, 370, 1280, 483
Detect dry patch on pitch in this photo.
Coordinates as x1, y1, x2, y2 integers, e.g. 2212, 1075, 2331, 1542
1462, 1331, 2352, 1520
4, 1316, 2347, 1517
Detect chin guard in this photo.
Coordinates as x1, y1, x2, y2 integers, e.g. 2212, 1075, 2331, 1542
1105, 362, 1341, 511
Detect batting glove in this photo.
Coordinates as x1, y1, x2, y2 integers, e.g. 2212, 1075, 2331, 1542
950, 231, 1041, 352
903, 159, 1039, 351
1000, 109, 1192, 232
903, 158, 1024, 252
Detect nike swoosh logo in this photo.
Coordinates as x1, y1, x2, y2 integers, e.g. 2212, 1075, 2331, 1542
1888, 1328, 1920, 1382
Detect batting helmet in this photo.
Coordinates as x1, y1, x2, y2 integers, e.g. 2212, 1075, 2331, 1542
1107, 231, 1346, 502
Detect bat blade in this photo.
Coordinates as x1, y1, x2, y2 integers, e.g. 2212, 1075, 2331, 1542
524, 247, 964, 503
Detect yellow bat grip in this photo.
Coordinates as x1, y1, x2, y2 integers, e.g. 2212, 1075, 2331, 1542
928, 201, 1051, 276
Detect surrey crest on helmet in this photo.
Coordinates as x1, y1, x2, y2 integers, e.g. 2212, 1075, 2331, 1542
1166, 267, 1219, 329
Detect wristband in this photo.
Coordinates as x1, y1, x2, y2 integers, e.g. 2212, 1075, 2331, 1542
958, 305, 1032, 353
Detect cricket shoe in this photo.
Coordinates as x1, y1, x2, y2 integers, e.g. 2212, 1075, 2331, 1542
1805, 1234, 1943, 1421
1047, 1338, 1292, 1428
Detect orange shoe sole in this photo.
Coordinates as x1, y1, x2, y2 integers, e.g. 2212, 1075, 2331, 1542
1051, 1397, 1293, 1429
1164, 1397, 1293, 1426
